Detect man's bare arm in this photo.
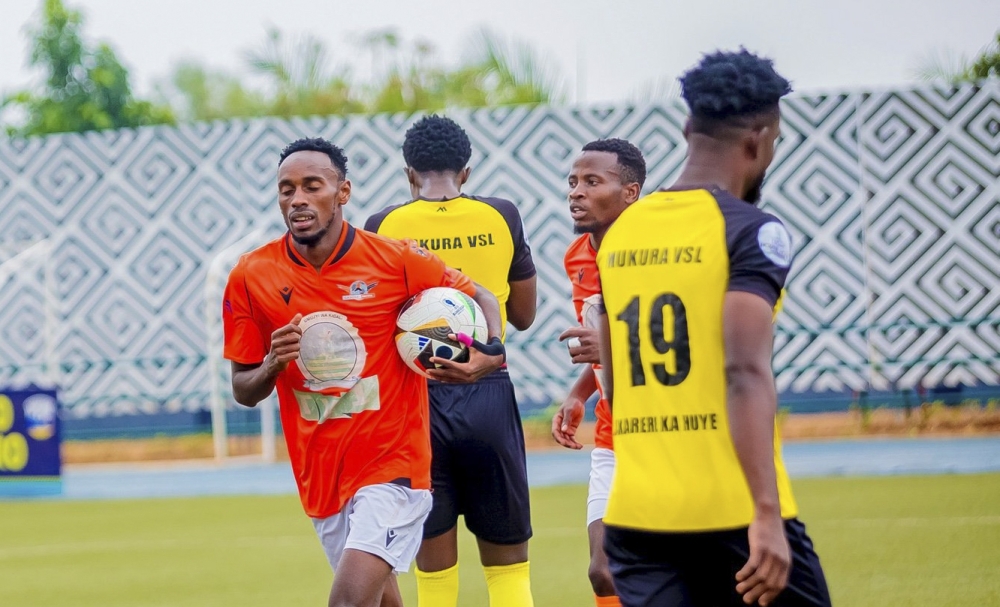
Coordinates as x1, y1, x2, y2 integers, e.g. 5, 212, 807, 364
231, 313, 302, 407
232, 361, 278, 408
724, 291, 790, 606
506, 276, 537, 331
471, 282, 503, 341
552, 363, 598, 449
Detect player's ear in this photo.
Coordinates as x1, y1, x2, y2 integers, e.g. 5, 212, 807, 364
757, 124, 775, 155
746, 114, 778, 162
623, 181, 641, 204
744, 127, 763, 162
337, 179, 352, 207
683, 117, 693, 138
404, 167, 418, 187
458, 166, 471, 186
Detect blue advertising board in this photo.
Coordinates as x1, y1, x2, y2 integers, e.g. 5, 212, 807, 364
0, 388, 61, 497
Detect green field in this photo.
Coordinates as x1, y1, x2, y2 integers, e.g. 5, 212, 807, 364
2, 474, 999, 606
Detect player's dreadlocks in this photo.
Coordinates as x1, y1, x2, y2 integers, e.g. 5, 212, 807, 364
278, 137, 349, 179
402, 115, 473, 173
680, 48, 792, 136
582, 138, 647, 189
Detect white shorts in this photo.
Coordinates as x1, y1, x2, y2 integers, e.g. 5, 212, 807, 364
312, 483, 432, 574
587, 447, 616, 526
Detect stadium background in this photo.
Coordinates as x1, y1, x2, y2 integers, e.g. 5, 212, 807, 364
0, 82, 997, 441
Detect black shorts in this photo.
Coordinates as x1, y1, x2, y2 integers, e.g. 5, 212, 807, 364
604, 519, 831, 607
423, 369, 532, 545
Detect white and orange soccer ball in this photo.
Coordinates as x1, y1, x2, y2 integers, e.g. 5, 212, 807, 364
395, 287, 488, 378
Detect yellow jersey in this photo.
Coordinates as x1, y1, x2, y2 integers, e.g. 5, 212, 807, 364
365, 195, 535, 340
597, 188, 797, 532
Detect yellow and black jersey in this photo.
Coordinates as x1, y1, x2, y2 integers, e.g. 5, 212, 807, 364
597, 187, 797, 533
364, 195, 535, 340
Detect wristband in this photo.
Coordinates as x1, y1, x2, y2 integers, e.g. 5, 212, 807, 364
454, 333, 506, 363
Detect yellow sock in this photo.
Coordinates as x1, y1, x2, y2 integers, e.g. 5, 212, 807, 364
415, 563, 459, 607
483, 561, 534, 607
595, 594, 621, 607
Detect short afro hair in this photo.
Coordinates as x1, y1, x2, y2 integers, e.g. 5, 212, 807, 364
278, 137, 349, 179
581, 138, 647, 188
402, 115, 472, 173
680, 49, 791, 133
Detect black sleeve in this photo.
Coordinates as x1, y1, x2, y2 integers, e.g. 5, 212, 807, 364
718, 193, 793, 308
363, 204, 398, 234
484, 196, 536, 282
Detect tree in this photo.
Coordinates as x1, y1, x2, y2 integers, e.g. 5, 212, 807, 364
244, 28, 364, 118
965, 31, 1000, 81
157, 61, 268, 123
157, 26, 566, 123
466, 29, 566, 106
1, 0, 173, 137
629, 75, 681, 105
917, 30, 1000, 84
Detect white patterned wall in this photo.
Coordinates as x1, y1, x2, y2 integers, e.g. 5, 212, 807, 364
0, 84, 997, 419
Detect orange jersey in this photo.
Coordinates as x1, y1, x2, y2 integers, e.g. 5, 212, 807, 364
564, 234, 613, 450
223, 223, 475, 518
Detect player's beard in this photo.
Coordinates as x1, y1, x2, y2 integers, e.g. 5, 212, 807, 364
573, 218, 609, 235
744, 171, 766, 205
291, 215, 336, 247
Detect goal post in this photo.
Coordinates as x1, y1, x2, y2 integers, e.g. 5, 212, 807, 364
204, 229, 278, 462
0, 239, 59, 389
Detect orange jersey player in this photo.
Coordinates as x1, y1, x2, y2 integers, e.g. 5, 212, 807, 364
551, 139, 646, 607
223, 137, 506, 607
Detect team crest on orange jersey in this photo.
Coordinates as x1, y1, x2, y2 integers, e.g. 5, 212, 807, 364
339, 280, 379, 301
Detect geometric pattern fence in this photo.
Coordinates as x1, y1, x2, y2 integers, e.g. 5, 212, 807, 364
0, 83, 997, 420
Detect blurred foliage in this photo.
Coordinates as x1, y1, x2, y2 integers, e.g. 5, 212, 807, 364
2, 1, 568, 133
1, 0, 174, 137
628, 74, 681, 105
916, 29, 1000, 84
158, 26, 566, 122
965, 31, 1000, 81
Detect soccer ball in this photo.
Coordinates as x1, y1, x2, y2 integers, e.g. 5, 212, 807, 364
395, 287, 488, 378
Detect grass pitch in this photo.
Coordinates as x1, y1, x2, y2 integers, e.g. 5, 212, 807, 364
1, 473, 998, 606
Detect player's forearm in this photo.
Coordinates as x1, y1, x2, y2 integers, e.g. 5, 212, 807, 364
471, 283, 503, 341
232, 361, 280, 408
505, 276, 537, 331
505, 300, 534, 332
726, 364, 781, 517
568, 364, 598, 402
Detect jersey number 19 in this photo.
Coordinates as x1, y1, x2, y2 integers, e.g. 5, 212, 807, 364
616, 293, 691, 387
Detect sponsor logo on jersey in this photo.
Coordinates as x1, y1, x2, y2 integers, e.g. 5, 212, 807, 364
757, 222, 793, 268
339, 280, 379, 301
414, 233, 496, 250
295, 311, 368, 393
